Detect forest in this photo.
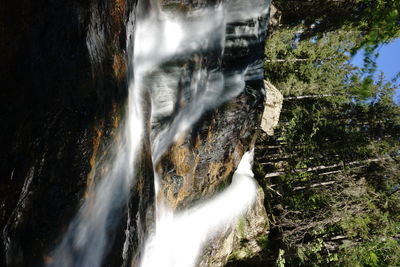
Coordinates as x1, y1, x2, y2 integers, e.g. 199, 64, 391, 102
252, 0, 400, 266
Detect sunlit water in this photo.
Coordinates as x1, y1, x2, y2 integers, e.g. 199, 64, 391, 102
50, 0, 269, 266
140, 150, 257, 267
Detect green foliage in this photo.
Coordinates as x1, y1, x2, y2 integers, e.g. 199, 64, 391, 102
357, 0, 400, 48
259, 38, 400, 267
256, 234, 269, 250
338, 238, 400, 267
255, 3, 400, 267
277, 249, 286, 267
238, 216, 246, 239
265, 27, 360, 97
272, 0, 400, 88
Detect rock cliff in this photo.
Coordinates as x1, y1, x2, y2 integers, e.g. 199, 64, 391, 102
0, 0, 271, 266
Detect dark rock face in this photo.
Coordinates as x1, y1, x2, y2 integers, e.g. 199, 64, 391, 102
0, 0, 153, 266
0, 0, 269, 266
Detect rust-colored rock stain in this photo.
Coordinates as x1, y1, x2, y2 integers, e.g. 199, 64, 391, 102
85, 122, 104, 199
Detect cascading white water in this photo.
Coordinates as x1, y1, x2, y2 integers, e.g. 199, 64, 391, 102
49, 8, 145, 267
140, 150, 257, 267
51, 0, 269, 266
49, 74, 144, 266
137, 1, 270, 266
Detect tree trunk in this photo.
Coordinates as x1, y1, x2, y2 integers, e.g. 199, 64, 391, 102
284, 94, 336, 100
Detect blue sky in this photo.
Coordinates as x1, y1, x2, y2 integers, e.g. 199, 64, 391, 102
351, 38, 400, 103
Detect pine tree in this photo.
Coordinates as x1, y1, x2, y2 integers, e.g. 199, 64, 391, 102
265, 27, 361, 97
255, 73, 400, 266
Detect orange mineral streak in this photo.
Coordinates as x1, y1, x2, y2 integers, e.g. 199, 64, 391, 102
112, 102, 121, 129
207, 124, 213, 144
208, 162, 223, 184
43, 256, 54, 264
112, 54, 127, 81
85, 123, 104, 199
194, 134, 201, 150
161, 127, 246, 209
170, 146, 190, 177
110, 0, 127, 81
112, 0, 125, 23
111, 0, 125, 37
159, 137, 191, 208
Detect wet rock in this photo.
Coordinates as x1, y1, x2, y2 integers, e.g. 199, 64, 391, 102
199, 186, 269, 267
0, 0, 271, 266
153, 1, 272, 266
157, 86, 265, 210
0, 0, 153, 266
156, 0, 270, 209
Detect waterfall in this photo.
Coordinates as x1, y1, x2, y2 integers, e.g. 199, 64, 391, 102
50, 0, 270, 266
138, 1, 269, 266
140, 150, 257, 267
48, 7, 146, 267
